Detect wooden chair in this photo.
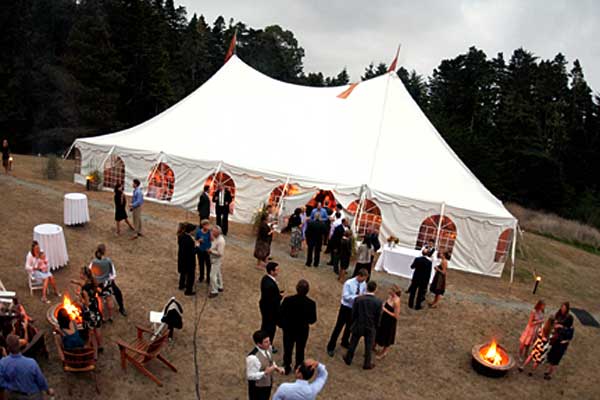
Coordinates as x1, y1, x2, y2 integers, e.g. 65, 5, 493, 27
116, 325, 176, 386
53, 331, 99, 394
26, 269, 44, 296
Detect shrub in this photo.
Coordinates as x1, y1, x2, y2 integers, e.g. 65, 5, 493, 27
43, 154, 61, 180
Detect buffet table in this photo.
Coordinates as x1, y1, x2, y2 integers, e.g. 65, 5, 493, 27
374, 245, 434, 283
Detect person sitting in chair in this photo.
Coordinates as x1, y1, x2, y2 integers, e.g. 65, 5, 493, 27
90, 244, 127, 318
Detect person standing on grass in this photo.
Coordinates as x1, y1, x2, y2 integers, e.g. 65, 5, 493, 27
326, 269, 368, 357
177, 223, 197, 296
305, 213, 325, 267
130, 178, 144, 239
114, 183, 134, 235
544, 309, 574, 380
518, 316, 555, 375
246, 330, 284, 400
1, 139, 10, 175
0, 334, 54, 399
337, 229, 353, 283
254, 214, 274, 269
278, 279, 317, 375
343, 280, 383, 370
272, 359, 328, 400
374, 285, 402, 360
286, 208, 303, 258
429, 251, 450, 308
213, 183, 232, 236
259, 262, 283, 353
518, 300, 545, 361
197, 185, 211, 224
352, 235, 374, 281
407, 247, 433, 310
195, 219, 212, 284
208, 225, 226, 298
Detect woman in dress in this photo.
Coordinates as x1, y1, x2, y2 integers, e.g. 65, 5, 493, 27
114, 183, 134, 235
288, 208, 303, 258
25, 241, 60, 303
518, 300, 545, 361
254, 214, 273, 269
518, 316, 554, 375
79, 267, 104, 354
375, 285, 402, 359
545, 308, 574, 380
429, 252, 450, 308
56, 308, 84, 350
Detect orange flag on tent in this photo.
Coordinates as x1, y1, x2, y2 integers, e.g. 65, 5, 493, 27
387, 44, 401, 73
336, 82, 360, 99
224, 31, 237, 63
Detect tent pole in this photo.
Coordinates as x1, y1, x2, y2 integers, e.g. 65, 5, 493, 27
353, 185, 367, 235
509, 224, 518, 284
276, 177, 290, 216
433, 202, 446, 251
209, 162, 223, 193
63, 141, 77, 160
99, 146, 115, 170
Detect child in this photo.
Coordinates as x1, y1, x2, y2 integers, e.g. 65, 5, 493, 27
519, 316, 555, 375
36, 251, 49, 273
338, 230, 353, 282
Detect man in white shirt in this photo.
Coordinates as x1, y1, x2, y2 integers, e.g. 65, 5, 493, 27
326, 269, 368, 356
272, 359, 328, 400
246, 330, 284, 400
208, 225, 226, 298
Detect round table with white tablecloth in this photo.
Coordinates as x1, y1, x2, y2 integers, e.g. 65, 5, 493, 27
374, 244, 435, 283
64, 193, 90, 225
33, 224, 69, 271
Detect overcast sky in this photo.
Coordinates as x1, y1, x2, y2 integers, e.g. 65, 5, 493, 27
178, 0, 600, 92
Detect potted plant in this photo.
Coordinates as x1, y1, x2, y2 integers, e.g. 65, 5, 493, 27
86, 169, 102, 191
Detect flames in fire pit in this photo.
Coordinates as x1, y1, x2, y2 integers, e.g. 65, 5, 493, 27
471, 339, 514, 377
47, 294, 84, 329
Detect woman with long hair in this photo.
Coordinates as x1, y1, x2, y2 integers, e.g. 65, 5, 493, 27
288, 208, 303, 258
518, 299, 545, 361
545, 303, 575, 380
114, 183, 134, 235
56, 308, 84, 350
374, 285, 402, 359
429, 252, 450, 308
80, 266, 104, 354
25, 241, 60, 303
254, 214, 273, 269
519, 316, 555, 375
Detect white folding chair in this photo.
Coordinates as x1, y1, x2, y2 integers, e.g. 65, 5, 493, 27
26, 269, 44, 296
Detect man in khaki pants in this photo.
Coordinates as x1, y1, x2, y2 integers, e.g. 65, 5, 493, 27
130, 178, 144, 240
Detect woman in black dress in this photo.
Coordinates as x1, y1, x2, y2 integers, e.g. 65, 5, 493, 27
80, 267, 103, 354
114, 183, 134, 235
375, 285, 402, 359
429, 251, 449, 308
545, 303, 575, 380
178, 223, 197, 296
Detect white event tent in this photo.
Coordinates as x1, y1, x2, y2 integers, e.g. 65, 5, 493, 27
70, 55, 517, 278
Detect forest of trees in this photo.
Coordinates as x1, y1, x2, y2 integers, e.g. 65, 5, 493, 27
1, 0, 599, 228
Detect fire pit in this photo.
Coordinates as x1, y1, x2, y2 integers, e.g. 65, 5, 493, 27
47, 294, 83, 329
471, 339, 515, 377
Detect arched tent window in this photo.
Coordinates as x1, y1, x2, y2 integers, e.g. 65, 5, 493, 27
495, 228, 514, 263
72, 147, 81, 174
103, 155, 125, 189
415, 215, 457, 255
204, 172, 236, 212
268, 184, 301, 209
347, 199, 382, 236
147, 162, 175, 201
306, 190, 337, 211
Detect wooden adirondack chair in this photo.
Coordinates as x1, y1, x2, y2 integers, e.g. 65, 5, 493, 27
53, 331, 99, 394
116, 325, 177, 386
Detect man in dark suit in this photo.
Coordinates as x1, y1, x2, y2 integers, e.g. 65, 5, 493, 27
407, 248, 433, 310
328, 218, 347, 273
197, 185, 211, 224
343, 280, 382, 369
212, 183, 232, 235
305, 214, 325, 267
278, 279, 317, 375
260, 262, 283, 352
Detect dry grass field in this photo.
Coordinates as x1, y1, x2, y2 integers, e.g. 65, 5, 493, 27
1, 155, 599, 400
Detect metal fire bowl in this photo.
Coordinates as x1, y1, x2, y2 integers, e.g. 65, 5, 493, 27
471, 342, 515, 378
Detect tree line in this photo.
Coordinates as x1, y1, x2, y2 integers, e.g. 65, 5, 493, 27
1, 0, 599, 228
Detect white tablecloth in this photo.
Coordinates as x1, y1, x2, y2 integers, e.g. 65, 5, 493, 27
64, 193, 90, 225
33, 224, 69, 271
375, 245, 434, 283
